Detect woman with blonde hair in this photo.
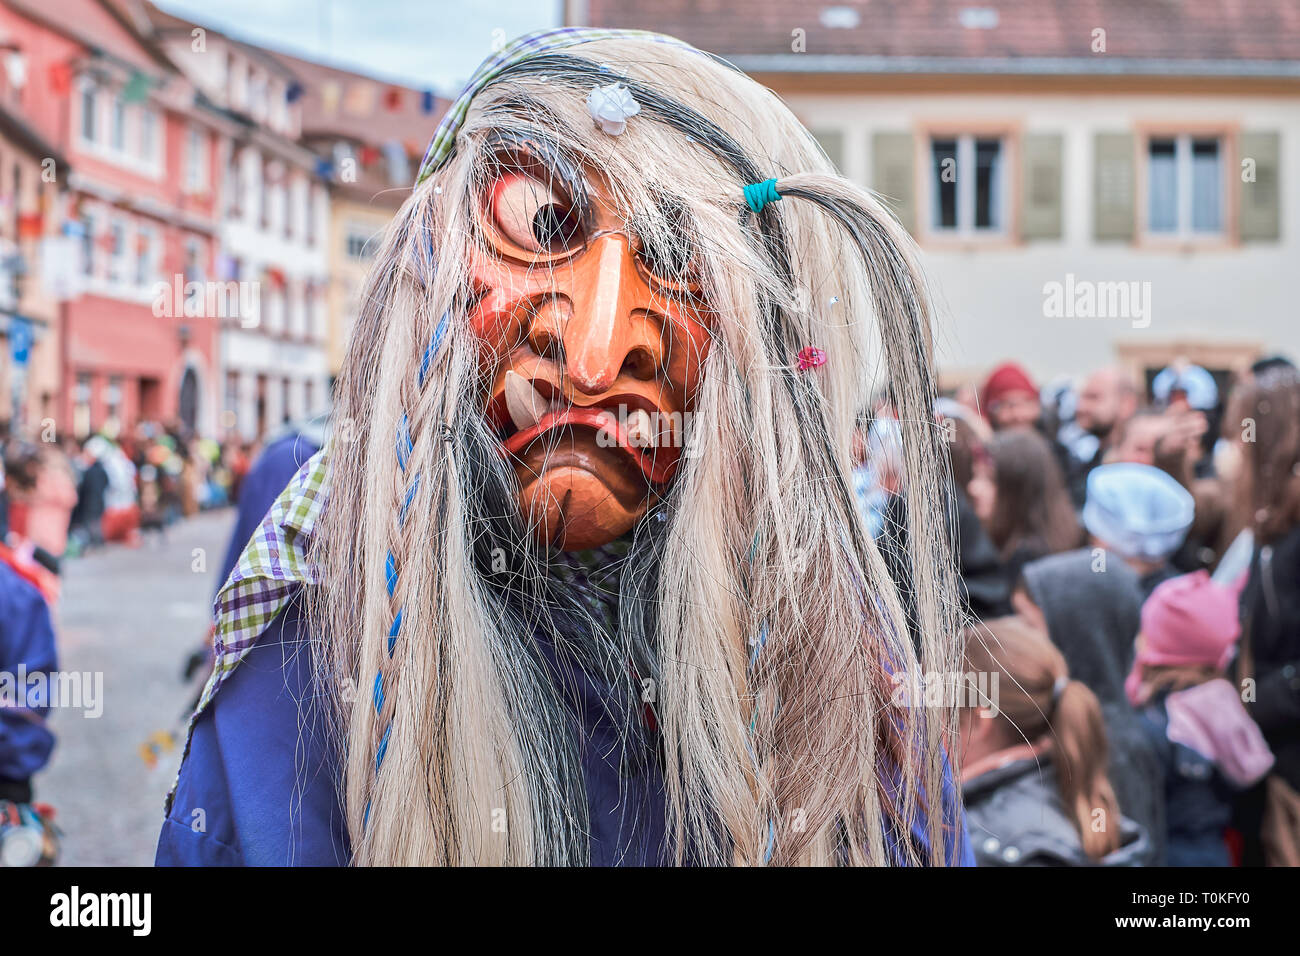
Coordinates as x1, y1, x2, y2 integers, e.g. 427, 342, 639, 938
158, 28, 969, 867
960, 616, 1151, 865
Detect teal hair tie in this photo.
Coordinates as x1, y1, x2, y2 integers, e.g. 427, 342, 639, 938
743, 178, 782, 213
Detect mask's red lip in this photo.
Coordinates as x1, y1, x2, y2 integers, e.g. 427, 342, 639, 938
498, 405, 679, 485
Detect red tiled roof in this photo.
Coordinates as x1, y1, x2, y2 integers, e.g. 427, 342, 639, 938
582, 0, 1300, 69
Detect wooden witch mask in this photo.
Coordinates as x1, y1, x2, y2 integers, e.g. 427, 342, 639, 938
468, 142, 711, 550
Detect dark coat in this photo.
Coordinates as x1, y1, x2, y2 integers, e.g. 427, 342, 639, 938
964, 754, 1152, 866
71, 460, 108, 527
1232, 527, 1300, 865
216, 431, 321, 589
157, 599, 974, 866
159, 435, 975, 866
1237, 527, 1300, 790
879, 487, 1012, 646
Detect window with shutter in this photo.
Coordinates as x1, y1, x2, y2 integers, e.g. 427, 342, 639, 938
1142, 134, 1225, 239
925, 135, 1008, 237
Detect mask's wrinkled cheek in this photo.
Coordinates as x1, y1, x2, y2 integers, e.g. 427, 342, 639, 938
466, 249, 530, 368
662, 304, 713, 412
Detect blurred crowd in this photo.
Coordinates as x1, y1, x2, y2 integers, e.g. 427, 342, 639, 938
0, 423, 254, 573
859, 353, 1300, 867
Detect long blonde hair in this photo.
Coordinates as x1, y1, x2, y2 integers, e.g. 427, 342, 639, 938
309, 36, 961, 866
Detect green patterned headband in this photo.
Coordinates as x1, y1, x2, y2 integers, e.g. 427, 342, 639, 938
416, 27, 702, 186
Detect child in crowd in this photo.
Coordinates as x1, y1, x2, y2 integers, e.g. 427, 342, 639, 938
1015, 548, 1165, 860
1128, 571, 1274, 866
960, 616, 1152, 866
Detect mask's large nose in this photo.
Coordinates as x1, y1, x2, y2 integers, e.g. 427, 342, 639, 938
561, 234, 643, 395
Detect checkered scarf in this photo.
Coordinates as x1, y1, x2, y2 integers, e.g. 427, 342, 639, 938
194, 447, 329, 718
167, 448, 328, 811
415, 26, 703, 185
195, 447, 641, 716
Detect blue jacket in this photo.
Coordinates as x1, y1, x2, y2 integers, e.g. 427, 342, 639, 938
0, 562, 58, 789
1137, 695, 1233, 867
158, 595, 972, 866
158, 598, 347, 865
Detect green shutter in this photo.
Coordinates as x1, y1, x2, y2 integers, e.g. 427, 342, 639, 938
1094, 132, 1135, 242
1021, 133, 1063, 240
872, 131, 916, 235
810, 129, 845, 173
1239, 131, 1281, 242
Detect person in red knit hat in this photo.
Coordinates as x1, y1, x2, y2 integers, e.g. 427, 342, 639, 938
981, 362, 1042, 431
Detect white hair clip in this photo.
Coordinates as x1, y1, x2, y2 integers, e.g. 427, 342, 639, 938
587, 82, 640, 136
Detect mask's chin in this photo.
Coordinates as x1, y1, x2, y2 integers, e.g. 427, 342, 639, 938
514, 427, 654, 550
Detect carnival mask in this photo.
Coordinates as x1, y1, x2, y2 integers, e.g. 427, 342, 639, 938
468, 145, 711, 550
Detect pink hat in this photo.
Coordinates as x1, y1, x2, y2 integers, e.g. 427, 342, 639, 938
1126, 570, 1242, 705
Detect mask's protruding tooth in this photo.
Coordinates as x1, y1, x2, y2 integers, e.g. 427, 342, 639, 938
625, 408, 654, 448
504, 370, 548, 431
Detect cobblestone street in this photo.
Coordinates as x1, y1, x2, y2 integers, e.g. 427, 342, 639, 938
39, 510, 235, 866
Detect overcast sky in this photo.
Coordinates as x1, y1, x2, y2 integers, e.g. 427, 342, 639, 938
154, 0, 560, 94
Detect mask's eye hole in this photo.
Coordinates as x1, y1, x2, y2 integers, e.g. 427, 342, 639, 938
635, 205, 700, 293
639, 233, 694, 283
490, 172, 583, 254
